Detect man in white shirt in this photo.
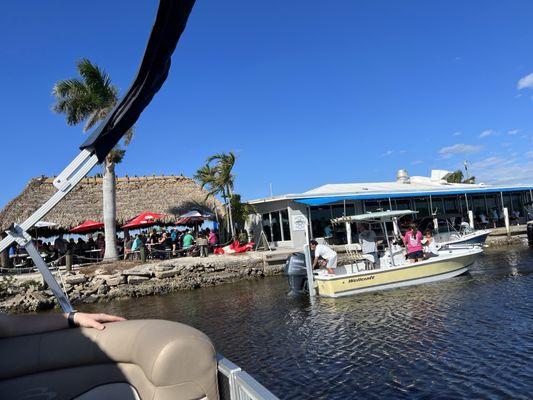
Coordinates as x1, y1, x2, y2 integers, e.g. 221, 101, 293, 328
358, 224, 378, 268
310, 240, 337, 274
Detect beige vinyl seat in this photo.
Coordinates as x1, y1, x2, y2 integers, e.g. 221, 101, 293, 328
0, 319, 219, 400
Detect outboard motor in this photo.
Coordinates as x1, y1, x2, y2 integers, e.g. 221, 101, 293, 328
284, 252, 308, 295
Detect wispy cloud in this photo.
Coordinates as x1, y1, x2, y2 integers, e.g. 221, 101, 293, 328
411, 160, 423, 165
517, 72, 533, 90
438, 143, 483, 159
381, 150, 394, 157
452, 131, 462, 137
527, 151, 533, 158
479, 129, 497, 138
507, 129, 519, 135
470, 158, 533, 185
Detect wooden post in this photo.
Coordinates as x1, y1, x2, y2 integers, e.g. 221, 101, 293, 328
140, 246, 146, 262
65, 252, 72, 272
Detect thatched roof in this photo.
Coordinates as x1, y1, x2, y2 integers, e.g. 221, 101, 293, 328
0, 175, 222, 231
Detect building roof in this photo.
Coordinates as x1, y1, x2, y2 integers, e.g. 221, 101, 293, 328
0, 175, 222, 231
248, 173, 533, 206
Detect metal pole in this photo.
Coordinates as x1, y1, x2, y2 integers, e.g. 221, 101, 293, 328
345, 221, 352, 244
303, 221, 315, 298
307, 206, 314, 239
382, 221, 395, 267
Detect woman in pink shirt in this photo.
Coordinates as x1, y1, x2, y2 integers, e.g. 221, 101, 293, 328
403, 224, 423, 262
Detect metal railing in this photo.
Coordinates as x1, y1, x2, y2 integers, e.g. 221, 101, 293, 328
217, 355, 278, 400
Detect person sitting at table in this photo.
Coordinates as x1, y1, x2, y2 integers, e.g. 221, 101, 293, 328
207, 228, 218, 253
154, 232, 171, 259
196, 232, 208, 258
123, 235, 134, 260
96, 233, 105, 259
54, 234, 67, 265
130, 235, 143, 259
182, 230, 195, 255
86, 234, 96, 250
170, 229, 179, 255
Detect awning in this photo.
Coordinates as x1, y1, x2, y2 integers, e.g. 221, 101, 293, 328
296, 186, 533, 206
175, 210, 213, 225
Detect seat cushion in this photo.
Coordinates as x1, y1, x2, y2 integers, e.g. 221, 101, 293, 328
0, 319, 219, 400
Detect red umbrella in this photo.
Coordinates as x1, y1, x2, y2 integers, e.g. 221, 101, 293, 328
121, 212, 166, 230
69, 220, 104, 234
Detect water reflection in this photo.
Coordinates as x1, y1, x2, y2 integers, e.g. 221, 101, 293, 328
84, 246, 533, 399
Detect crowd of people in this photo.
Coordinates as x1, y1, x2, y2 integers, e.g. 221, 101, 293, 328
1, 227, 221, 270
122, 227, 219, 260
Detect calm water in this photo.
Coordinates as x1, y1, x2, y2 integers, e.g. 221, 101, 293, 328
84, 246, 533, 399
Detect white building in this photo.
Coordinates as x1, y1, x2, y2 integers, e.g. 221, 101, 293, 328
247, 169, 533, 249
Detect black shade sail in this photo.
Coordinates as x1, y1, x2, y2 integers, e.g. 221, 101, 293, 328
80, 0, 196, 162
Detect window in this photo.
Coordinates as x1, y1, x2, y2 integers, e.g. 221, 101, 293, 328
281, 210, 291, 241
271, 213, 282, 242
414, 198, 430, 217
331, 204, 345, 218
443, 196, 459, 214
262, 213, 272, 242
395, 199, 411, 210
310, 206, 331, 237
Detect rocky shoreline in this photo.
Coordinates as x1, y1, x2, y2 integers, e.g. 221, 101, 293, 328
0, 254, 288, 313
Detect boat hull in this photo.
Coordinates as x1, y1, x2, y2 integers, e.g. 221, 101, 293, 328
315, 250, 480, 298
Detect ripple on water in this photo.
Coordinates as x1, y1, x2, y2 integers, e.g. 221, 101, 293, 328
84, 246, 533, 399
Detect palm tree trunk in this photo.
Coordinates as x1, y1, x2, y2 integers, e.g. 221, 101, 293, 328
102, 158, 119, 261
227, 185, 235, 237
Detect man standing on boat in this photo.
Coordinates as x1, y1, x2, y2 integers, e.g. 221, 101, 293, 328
310, 240, 337, 274
358, 224, 378, 268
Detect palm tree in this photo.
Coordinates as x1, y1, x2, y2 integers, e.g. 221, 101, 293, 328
194, 164, 224, 233
194, 152, 237, 238
206, 152, 236, 237
446, 170, 476, 184
52, 58, 133, 261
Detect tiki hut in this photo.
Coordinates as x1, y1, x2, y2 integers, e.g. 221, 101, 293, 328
0, 175, 222, 233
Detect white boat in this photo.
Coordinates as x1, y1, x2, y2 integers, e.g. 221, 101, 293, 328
417, 217, 491, 248
285, 210, 483, 298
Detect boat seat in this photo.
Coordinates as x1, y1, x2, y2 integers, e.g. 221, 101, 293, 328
0, 319, 219, 400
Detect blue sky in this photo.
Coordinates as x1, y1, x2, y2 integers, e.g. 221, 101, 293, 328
1, 0, 533, 210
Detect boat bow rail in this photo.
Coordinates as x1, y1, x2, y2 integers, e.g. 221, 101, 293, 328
217, 355, 279, 400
